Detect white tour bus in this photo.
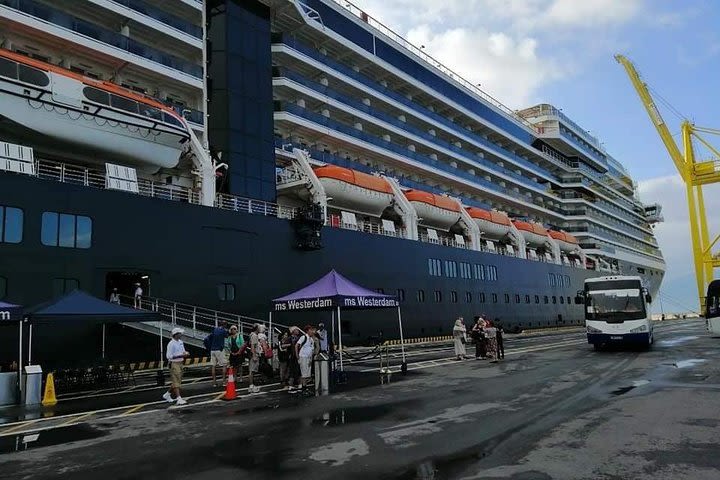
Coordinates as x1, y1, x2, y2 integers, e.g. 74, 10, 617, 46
577, 276, 654, 350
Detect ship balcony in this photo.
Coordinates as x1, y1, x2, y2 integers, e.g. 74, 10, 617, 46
96, 0, 202, 42
0, 0, 202, 86
273, 102, 563, 220
273, 69, 554, 189
271, 41, 563, 179
326, 212, 405, 239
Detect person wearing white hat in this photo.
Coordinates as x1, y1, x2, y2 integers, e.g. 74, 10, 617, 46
163, 327, 190, 405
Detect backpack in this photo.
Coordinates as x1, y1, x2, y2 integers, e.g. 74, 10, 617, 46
203, 334, 212, 353
229, 336, 241, 353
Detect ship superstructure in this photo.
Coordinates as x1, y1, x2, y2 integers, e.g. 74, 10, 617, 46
0, 0, 665, 356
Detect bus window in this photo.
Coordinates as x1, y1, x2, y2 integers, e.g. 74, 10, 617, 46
707, 281, 720, 319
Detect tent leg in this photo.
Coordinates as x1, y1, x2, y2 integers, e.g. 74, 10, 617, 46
18, 320, 23, 400
159, 321, 163, 368
337, 307, 343, 372
269, 312, 273, 345
28, 324, 32, 366
102, 324, 106, 360
397, 306, 407, 374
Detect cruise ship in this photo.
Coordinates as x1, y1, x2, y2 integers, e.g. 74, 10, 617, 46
0, 0, 665, 360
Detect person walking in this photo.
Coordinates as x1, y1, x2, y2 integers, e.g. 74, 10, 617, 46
225, 325, 244, 383
133, 283, 143, 308
471, 316, 487, 359
287, 326, 302, 393
163, 328, 190, 405
452, 317, 467, 360
109, 288, 120, 304
317, 323, 329, 353
484, 320, 498, 362
278, 330, 291, 389
495, 318, 505, 360
247, 324, 261, 394
208, 321, 229, 387
296, 325, 315, 395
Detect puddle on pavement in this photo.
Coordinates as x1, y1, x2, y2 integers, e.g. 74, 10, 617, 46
611, 380, 650, 396
231, 404, 281, 415
674, 359, 707, 369
0, 424, 105, 455
660, 336, 699, 346
310, 404, 394, 426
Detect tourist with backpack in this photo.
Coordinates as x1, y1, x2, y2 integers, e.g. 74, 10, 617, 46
204, 320, 229, 387
296, 325, 316, 395
224, 325, 244, 382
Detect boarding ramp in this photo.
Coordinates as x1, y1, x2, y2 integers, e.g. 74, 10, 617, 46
117, 295, 285, 349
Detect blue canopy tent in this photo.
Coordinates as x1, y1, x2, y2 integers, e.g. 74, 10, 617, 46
23, 290, 159, 367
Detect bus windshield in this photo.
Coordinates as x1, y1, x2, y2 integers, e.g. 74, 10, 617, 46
707, 281, 720, 319
586, 288, 646, 322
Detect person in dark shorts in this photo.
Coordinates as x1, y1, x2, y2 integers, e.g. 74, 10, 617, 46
495, 318, 505, 360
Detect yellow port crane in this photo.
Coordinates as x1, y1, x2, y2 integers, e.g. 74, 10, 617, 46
615, 54, 720, 313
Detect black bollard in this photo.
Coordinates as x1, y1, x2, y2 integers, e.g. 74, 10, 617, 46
401, 362, 408, 375
156, 369, 165, 386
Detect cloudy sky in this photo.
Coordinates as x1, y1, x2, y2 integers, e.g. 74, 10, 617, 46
350, 0, 719, 313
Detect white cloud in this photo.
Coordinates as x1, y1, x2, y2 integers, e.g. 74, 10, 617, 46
637, 174, 720, 313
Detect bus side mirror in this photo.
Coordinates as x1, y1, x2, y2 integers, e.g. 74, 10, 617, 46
645, 294, 652, 304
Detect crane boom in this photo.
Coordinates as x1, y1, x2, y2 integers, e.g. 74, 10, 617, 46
615, 53, 720, 318
614, 55, 688, 182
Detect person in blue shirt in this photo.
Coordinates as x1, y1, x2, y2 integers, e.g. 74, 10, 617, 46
208, 321, 229, 387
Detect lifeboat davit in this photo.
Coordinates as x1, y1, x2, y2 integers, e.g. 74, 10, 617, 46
512, 220, 549, 247
314, 165, 393, 216
466, 207, 511, 240
404, 190, 461, 230
0, 49, 188, 171
549, 230, 580, 253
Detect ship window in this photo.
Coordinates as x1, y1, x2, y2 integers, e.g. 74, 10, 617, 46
479, 292, 486, 303
525, 295, 531, 304
444, 261, 457, 278
514, 294, 520, 303
535, 295, 540, 304
41, 212, 92, 249
163, 112, 184, 128
492, 293, 498, 303
434, 290, 442, 303
549, 273, 555, 287
474, 264, 485, 280
53, 278, 79, 296
417, 290, 425, 302
504, 293, 510, 303
465, 292, 472, 303
0, 58, 17, 79
560, 296, 565, 304
0, 206, 23, 243
397, 289, 405, 302
428, 258, 442, 277
552, 296, 557, 304
141, 105, 162, 121
218, 283, 235, 301
83, 87, 110, 105
565, 275, 571, 288
0, 277, 6, 300
110, 94, 139, 114
567, 296, 572, 305
450, 291, 458, 303
544, 296, 549, 304
460, 262, 472, 279
18, 65, 49, 87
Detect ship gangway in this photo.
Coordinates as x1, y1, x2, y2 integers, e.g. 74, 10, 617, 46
117, 295, 286, 349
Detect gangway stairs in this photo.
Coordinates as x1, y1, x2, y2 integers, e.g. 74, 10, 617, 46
117, 295, 284, 349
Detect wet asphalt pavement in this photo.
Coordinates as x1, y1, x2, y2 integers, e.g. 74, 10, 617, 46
1, 318, 718, 480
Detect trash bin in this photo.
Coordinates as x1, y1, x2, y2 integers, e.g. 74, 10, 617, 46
0, 372, 17, 406
23, 365, 43, 406
314, 353, 330, 396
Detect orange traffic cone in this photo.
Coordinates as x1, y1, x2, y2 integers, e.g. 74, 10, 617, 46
223, 367, 237, 400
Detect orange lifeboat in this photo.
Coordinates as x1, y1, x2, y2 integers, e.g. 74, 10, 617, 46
549, 230, 580, 252
404, 189, 461, 229
466, 207, 511, 240
512, 220, 549, 247
0, 48, 187, 171
314, 165, 394, 216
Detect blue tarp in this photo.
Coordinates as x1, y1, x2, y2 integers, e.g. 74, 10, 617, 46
25, 290, 159, 324
0, 301, 22, 322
